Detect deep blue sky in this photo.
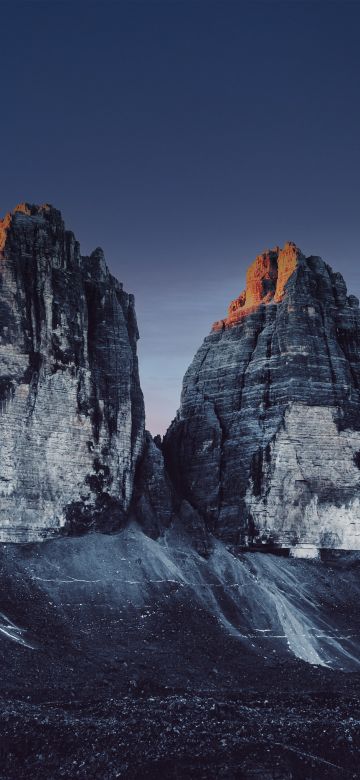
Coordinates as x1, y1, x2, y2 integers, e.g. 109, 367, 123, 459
1, 0, 359, 434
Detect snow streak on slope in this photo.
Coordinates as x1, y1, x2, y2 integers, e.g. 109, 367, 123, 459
0, 612, 36, 649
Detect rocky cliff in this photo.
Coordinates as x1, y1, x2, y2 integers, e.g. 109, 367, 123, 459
0, 203, 145, 541
3, 213, 360, 554
163, 242, 360, 551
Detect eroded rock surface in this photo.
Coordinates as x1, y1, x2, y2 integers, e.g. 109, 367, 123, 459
0, 203, 145, 540
164, 242, 360, 548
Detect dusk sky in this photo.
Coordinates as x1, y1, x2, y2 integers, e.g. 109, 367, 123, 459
1, 0, 359, 434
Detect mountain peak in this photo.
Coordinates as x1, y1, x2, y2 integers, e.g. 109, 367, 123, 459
213, 241, 304, 330
0, 202, 64, 253
13, 202, 53, 215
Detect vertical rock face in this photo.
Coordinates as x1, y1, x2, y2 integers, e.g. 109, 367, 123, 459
132, 431, 174, 539
132, 431, 211, 556
163, 242, 360, 549
0, 203, 144, 541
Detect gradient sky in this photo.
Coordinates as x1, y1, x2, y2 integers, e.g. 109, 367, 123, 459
0, 0, 359, 434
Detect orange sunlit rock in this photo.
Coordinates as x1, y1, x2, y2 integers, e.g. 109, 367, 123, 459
14, 202, 53, 216
13, 203, 33, 216
0, 212, 12, 254
212, 241, 303, 330
274, 242, 303, 302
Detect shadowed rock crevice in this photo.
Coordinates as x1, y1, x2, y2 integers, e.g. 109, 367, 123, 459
132, 431, 211, 556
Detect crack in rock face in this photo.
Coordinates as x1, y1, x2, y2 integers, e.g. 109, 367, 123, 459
163, 242, 360, 550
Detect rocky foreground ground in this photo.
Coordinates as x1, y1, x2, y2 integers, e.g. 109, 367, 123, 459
0, 530, 360, 778
1, 683, 360, 779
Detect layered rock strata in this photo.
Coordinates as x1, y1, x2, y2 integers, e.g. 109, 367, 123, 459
0, 203, 145, 541
164, 242, 360, 549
